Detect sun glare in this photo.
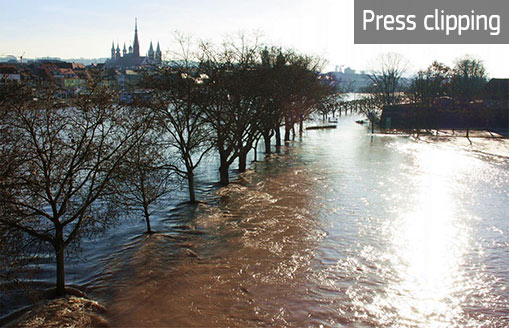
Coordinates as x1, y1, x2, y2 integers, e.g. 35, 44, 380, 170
384, 146, 473, 326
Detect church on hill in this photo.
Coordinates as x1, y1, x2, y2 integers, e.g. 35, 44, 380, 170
107, 19, 162, 68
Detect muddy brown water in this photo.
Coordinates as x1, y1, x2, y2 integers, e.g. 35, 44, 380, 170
3, 115, 509, 327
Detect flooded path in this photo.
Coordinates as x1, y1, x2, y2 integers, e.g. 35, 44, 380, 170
101, 116, 509, 327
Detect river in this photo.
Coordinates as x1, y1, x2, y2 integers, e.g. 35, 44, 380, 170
3, 114, 509, 327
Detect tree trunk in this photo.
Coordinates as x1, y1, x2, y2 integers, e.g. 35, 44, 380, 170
238, 150, 248, 172
299, 119, 304, 136
274, 126, 281, 152
219, 153, 229, 185
253, 138, 259, 161
54, 232, 66, 297
284, 122, 291, 142
144, 204, 152, 233
263, 133, 271, 154
187, 172, 196, 203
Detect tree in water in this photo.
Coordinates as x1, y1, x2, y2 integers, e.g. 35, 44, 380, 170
198, 35, 264, 183
142, 34, 213, 202
362, 52, 408, 133
0, 81, 149, 296
367, 52, 408, 106
108, 125, 175, 234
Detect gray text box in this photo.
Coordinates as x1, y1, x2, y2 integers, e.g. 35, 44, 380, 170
354, 0, 509, 44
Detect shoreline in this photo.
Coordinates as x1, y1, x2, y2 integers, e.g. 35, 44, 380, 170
378, 128, 508, 138
3, 296, 108, 328
373, 128, 509, 158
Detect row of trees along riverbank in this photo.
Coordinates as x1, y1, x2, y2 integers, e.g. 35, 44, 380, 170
0, 37, 338, 300
336, 54, 505, 135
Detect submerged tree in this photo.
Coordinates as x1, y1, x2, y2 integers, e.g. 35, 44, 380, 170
360, 53, 408, 133
367, 52, 407, 106
256, 47, 335, 149
0, 84, 42, 289
143, 69, 212, 203
109, 128, 175, 234
0, 82, 149, 296
141, 34, 213, 202
357, 94, 386, 133
197, 35, 265, 183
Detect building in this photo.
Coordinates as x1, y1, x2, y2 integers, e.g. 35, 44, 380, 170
380, 78, 509, 130
0, 65, 21, 85
482, 78, 509, 108
344, 67, 356, 75
106, 19, 162, 69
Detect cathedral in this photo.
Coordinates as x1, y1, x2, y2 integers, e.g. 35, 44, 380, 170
107, 19, 162, 68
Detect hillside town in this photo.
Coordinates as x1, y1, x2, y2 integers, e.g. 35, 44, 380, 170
0, 20, 162, 101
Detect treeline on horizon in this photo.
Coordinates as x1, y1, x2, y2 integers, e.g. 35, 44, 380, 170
341, 53, 507, 133
0, 35, 339, 299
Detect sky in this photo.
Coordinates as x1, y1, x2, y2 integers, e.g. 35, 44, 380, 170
1, 0, 509, 77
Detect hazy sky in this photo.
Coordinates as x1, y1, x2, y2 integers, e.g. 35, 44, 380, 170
1, 0, 508, 76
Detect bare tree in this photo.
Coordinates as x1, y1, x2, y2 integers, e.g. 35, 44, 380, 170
357, 94, 386, 133
450, 56, 488, 103
450, 56, 488, 139
141, 35, 213, 203
108, 128, 175, 234
316, 94, 343, 122
407, 61, 451, 106
406, 61, 452, 133
0, 86, 44, 289
197, 35, 264, 183
361, 53, 408, 133
367, 53, 407, 106
0, 81, 149, 296
258, 48, 334, 144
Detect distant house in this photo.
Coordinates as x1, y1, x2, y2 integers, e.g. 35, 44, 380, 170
380, 78, 508, 130
482, 78, 509, 108
116, 69, 140, 89
58, 68, 79, 88
40, 63, 64, 83
344, 67, 356, 75
0, 65, 21, 85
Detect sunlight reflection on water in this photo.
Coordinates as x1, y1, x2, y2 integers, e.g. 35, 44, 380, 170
383, 146, 473, 326
304, 119, 508, 327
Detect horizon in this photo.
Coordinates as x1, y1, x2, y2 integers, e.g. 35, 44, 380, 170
1, 0, 509, 77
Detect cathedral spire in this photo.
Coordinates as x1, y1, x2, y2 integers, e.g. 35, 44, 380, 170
116, 43, 121, 60
133, 18, 140, 58
111, 41, 115, 60
148, 41, 154, 59
155, 42, 162, 64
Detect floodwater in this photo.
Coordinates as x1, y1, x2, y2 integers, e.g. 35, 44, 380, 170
3, 115, 509, 327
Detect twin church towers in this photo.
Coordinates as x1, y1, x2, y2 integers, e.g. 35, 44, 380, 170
108, 19, 162, 68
